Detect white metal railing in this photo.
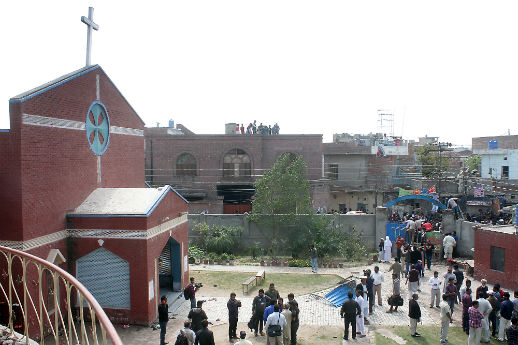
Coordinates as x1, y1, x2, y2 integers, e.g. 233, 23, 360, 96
0, 245, 122, 345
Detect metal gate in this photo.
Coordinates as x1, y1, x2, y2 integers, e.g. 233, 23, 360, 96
386, 222, 406, 242
158, 238, 182, 291
76, 248, 130, 309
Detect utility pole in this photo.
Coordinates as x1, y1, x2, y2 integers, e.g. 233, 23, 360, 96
427, 142, 452, 200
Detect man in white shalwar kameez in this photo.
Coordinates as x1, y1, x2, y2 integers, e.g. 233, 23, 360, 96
384, 236, 392, 262
355, 289, 366, 337
442, 233, 456, 259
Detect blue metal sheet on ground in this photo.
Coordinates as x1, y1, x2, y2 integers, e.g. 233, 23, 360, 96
325, 284, 356, 307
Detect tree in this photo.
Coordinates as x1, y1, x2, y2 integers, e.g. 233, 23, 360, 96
252, 153, 312, 219
251, 153, 367, 260
416, 144, 450, 178
465, 155, 481, 176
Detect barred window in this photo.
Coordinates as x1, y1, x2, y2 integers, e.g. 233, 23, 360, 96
176, 153, 197, 176
223, 149, 251, 177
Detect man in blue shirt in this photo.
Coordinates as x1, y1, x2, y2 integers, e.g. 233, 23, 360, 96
264, 298, 283, 322
499, 292, 514, 341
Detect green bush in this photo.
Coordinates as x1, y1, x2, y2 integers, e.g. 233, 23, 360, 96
188, 245, 206, 260
192, 222, 242, 255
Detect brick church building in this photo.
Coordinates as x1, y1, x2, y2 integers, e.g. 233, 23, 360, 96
0, 65, 188, 325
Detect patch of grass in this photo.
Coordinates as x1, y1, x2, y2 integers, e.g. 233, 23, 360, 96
375, 332, 400, 345
388, 325, 506, 345
190, 270, 342, 297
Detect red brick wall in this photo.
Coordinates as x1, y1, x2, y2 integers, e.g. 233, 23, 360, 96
0, 103, 23, 241
474, 229, 518, 290
0, 67, 145, 241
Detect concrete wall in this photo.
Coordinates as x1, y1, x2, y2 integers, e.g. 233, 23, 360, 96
455, 220, 476, 259
189, 213, 378, 252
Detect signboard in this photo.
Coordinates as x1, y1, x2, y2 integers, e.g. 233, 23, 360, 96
398, 186, 436, 197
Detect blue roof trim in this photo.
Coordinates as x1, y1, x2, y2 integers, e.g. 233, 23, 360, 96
145, 186, 171, 215
9, 66, 100, 104
170, 186, 189, 204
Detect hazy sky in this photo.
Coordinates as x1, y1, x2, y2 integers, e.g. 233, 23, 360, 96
1, 0, 516, 146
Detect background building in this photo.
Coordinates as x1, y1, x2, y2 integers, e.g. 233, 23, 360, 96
145, 124, 323, 214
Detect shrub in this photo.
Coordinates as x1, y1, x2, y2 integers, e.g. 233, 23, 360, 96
192, 222, 242, 255
188, 245, 206, 260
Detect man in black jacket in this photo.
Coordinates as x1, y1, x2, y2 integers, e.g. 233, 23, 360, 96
340, 291, 362, 340
188, 301, 208, 333
158, 295, 169, 345
227, 292, 242, 341
195, 319, 215, 345
288, 293, 299, 345
252, 289, 268, 336
408, 294, 422, 337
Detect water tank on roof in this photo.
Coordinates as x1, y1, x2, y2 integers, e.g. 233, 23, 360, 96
169, 119, 174, 128
488, 140, 498, 150
225, 123, 239, 135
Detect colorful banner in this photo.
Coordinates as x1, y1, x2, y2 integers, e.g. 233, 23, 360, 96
398, 186, 437, 197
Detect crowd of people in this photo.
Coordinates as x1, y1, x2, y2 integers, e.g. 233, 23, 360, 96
159, 277, 299, 345
234, 121, 280, 135
158, 233, 518, 345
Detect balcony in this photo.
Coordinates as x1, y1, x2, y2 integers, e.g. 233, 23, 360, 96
0, 246, 122, 345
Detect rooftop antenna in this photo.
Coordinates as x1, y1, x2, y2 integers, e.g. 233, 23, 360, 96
377, 109, 394, 137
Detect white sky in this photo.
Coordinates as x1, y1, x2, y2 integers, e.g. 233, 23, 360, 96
1, 0, 516, 147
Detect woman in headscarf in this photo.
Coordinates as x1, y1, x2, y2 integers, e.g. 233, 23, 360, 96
384, 236, 392, 262
378, 238, 385, 262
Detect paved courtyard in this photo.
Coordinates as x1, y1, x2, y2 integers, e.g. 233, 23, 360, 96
114, 259, 485, 344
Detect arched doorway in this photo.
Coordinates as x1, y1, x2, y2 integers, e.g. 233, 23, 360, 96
158, 238, 182, 291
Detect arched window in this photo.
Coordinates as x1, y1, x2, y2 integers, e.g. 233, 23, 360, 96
223, 149, 251, 177
176, 153, 197, 176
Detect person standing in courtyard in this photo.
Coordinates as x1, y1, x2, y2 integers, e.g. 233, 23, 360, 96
462, 288, 473, 335
445, 277, 457, 313
424, 239, 434, 270
378, 238, 385, 262
309, 244, 318, 273
500, 292, 514, 342
384, 235, 392, 262
453, 264, 464, 304
186, 277, 197, 310
429, 271, 442, 308
195, 320, 215, 345
440, 294, 453, 344
488, 291, 500, 338
340, 291, 362, 341
158, 295, 169, 345
506, 317, 518, 345
188, 301, 208, 334
405, 264, 420, 300
443, 267, 456, 294
355, 289, 366, 338
443, 233, 456, 260
365, 270, 375, 314
227, 292, 241, 341
408, 294, 422, 337
388, 257, 402, 278
265, 305, 287, 345
266, 283, 280, 306
387, 273, 402, 313
468, 300, 483, 345
252, 289, 268, 336
178, 321, 196, 345
288, 293, 299, 345
356, 278, 369, 321
372, 266, 384, 307
477, 292, 492, 343
281, 304, 292, 345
